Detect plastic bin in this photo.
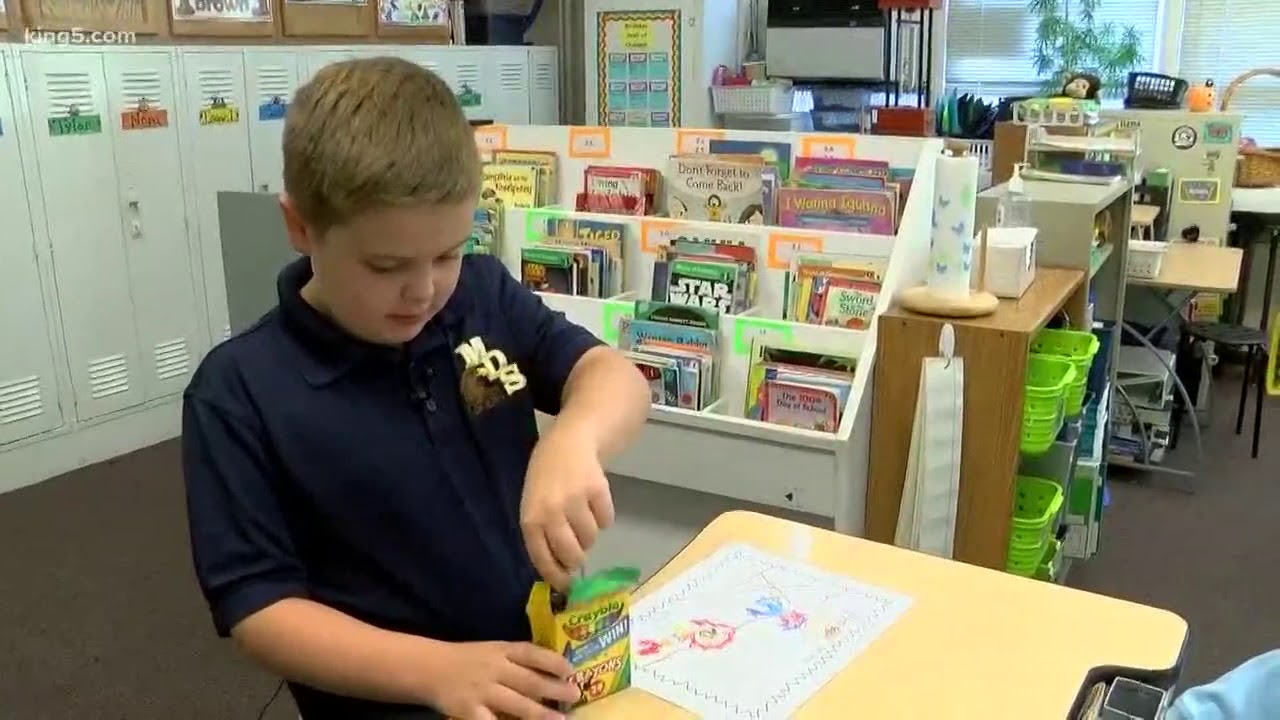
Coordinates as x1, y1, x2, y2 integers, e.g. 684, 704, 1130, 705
1127, 240, 1169, 279
1030, 328, 1100, 417
1022, 356, 1076, 454
712, 84, 794, 115
1006, 476, 1065, 577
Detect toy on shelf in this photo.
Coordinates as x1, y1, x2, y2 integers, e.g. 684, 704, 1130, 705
1188, 80, 1216, 113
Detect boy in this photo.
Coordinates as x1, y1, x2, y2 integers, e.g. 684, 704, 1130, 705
181, 57, 651, 720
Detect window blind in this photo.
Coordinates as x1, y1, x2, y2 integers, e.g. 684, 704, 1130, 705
1179, 0, 1280, 144
945, 0, 1162, 100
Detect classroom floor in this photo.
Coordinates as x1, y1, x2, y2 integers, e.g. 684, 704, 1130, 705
0, 366, 1276, 719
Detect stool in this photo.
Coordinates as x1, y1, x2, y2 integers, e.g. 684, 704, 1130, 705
1184, 322, 1269, 458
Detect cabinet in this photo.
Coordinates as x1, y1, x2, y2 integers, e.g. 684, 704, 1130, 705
177, 49, 253, 346
244, 50, 300, 194
530, 47, 560, 125
0, 51, 65, 446
22, 48, 202, 422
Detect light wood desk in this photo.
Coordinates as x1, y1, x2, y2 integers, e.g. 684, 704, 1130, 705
1127, 241, 1243, 294
579, 511, 1188, 719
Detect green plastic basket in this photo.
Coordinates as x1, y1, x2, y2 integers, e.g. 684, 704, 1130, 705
1021, 356, 1075, 454
1005, 476, 1064, 577
1034, 538, 1062, 582
1030, 329, 1100, 416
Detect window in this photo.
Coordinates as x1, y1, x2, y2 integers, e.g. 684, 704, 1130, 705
945, 0, 1164, 101
1178, 0, 1280, 144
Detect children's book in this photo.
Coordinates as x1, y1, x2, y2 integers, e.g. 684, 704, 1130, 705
634, 300, 720, 331
626, 351, 681, 407
666, 155, 766, 224
783, 252, 885, 325
761, 380, 842, 433
776, 187, 897, 234
466, 206, 501, 256
482, 162, 541, 209
743, 337, 857, 429
618, 315, 718, 410
708, 139, 794, 182
542, 217, 626, 297
493, 149, 559, 205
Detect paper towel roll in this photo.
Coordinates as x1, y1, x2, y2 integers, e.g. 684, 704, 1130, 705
928, 151, 980, 299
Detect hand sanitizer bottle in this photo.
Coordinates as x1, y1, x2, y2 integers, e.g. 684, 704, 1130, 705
998, 163, 1033, 228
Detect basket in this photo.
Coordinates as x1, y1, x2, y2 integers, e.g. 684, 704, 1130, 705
1222, 69, 1280, 188
712, 83, 794, 115
1006, 476, 1064, 577
1030, 328, 1100, 417
1021, 356, 1075, 454
1127, 239, 1168, 279
1123, 72, 1188, 110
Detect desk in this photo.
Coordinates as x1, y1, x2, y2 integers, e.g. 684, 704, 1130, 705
580, 511, 1189, 719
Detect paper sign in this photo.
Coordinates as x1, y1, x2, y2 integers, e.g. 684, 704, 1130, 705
767, 232, 825, 270
199, 102, 240, 126
639, 218, 686, 254
524, 208, 562, 243
121, 108, 169, 131
569, 126, 612, 158
48, 113, 102, 137
1177, 178, 1221, 204
799, 135, 857, 160
733, 317, 795, 356
1268, 313, 1280, 397
172, 0, 271, 22
601, 300, 635, 346
676, 129, 726, 154
258, 97, 288, 121
474, 124, 508, 153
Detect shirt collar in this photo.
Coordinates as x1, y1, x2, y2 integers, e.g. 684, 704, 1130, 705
276, 256, 474, 386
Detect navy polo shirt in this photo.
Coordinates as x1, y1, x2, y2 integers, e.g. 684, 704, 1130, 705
182, 255, 603, 719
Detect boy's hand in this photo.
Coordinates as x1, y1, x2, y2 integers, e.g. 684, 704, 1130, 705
521, 423, 616, 590
430, 641, 579, 719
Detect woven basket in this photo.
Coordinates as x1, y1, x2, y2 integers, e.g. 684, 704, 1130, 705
1222, 68, 1280, 188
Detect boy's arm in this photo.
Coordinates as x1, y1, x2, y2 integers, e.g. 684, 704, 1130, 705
182, 392, 441, 706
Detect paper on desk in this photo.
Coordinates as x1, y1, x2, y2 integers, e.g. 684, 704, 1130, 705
631, 543, 913, 719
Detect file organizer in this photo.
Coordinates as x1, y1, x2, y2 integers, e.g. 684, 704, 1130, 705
489, 125, 943, 535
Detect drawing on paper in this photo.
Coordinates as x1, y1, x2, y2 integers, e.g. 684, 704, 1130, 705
632, 543, 913, 720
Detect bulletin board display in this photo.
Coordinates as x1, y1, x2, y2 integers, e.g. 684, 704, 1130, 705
595, 9, 681, 129
170, 0, 274, 36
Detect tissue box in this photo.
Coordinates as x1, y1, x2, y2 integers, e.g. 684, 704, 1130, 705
974, 227, 1037, 298
526, 582, 632, 709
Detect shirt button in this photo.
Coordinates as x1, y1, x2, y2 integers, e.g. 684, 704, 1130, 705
425, 398, 438, 413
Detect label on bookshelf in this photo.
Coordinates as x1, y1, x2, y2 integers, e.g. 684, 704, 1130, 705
474, 124, 508, 153
675, 128, 726, 155
798, 135, 856, 160
569, 126, 612, 158
639, 218, 687, 254
766, 232, 824, 270
524, 208, 564, 243
601, 299, 635, 346
732, 317, 795, 355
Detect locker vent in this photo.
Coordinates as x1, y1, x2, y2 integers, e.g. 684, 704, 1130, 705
534, 63, 555, 92
419, 60, 441, 74
121, 69, 165, 110
256, 66, 294, 105
498, 62, 526, 92
456, 62, 481, 89
197, 68, 237, 106
223, 324, 231, 341
0, 375, 44, 426
44, 71, 96, 116
154, 338, 190, 381
87, 354, 130, 399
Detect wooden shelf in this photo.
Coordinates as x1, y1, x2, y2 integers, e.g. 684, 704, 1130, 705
884, 267, 1085, 334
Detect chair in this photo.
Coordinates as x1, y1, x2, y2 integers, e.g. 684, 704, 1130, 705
1184, 322, 1269, 458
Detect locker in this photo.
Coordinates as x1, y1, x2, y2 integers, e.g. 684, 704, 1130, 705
103, 49, 204, 402
302, 47, 381, 84
529, 47, 560, 125
399, 46, 457, 90
490, 47, 531, 124
178, 49, 253, 346
451, 48, 491, 124
244, 50, 300, 194
0, 50, 65, 445
21, 50, 146, 421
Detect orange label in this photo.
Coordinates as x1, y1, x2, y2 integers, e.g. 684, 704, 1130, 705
121, 108, 169, 131
767, 232, 825, 269
675, 129, 726, 154
473, 124, 508, 153
569, 126, 612, 158
799, 135, 857, 160
639, 218, 686, 254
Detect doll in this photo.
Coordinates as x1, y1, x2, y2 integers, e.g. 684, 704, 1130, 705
1061, 72, 1102, 101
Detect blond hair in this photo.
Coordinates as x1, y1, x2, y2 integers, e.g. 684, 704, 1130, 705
282, 56, 481, 233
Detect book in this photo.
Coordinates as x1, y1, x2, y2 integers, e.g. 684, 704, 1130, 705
542, 217, 627, 298
761, 380, 842, 433
493, 149, 559, 205
783, 252, 885, 324
775, 187, 897, 234
743, 338, 857, 430
707, 139, 794, 182
666, 155, 766, 224
617, 314, 719, 410
520, 246, 577, 295
482, 162, 541, 209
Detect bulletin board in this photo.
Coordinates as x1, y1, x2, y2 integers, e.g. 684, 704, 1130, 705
282, 0, 374, 37
170, 0, 274, 36
375, 0, 452, 41
595, 9, 681, 129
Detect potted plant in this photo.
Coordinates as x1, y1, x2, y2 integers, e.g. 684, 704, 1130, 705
1028, 0, 1144, 96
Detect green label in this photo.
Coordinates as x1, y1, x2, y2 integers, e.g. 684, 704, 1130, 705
525, 208, 563, 244
732, 317, 794, 356
601, 300, 634, 346
48, 113, 102, 137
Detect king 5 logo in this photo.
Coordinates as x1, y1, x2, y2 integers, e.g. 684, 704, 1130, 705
454, 337, 527, 396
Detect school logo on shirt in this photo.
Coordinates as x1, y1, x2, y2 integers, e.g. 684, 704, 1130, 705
455, 336, 527, 416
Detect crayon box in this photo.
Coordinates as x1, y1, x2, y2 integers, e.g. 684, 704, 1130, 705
526, 581, 633, 708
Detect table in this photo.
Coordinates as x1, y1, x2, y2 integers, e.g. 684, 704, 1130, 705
578, 511, 1189, 719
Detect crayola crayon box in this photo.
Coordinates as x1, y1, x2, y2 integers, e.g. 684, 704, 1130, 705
526, 573, 635, 709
